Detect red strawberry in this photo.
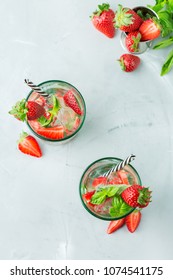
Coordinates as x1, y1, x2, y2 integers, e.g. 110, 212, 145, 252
91, 3, 115, 38
139, 18, 161, 41
125, 31, 142, 52
117, 170, 129, 184
36, 126, 64, 140
9, 99, 45, 121
63, 90, 82, 115
107, 218, 125, 234
121, 184, 152, 208
92, 176, 107, 187
109, 175, 122, 185
115, 4, 143, 32
82, 190, 96, 202
118, 54, 140, 72
125, 210, 141, 233
18, 132, 42, 158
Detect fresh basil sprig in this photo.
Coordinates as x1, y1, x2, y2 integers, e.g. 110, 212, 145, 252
90, 185, 127, 205
109, 196, 134, 218
161, 48, 173, 75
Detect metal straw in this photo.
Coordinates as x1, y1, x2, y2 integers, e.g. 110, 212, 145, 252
103, 154, 136, 178
24, 79, 49, 98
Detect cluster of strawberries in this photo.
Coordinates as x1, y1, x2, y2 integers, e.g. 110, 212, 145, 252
91, 3, 161, 72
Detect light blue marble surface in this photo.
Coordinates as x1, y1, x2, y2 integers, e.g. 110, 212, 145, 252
0, 0, 173, 260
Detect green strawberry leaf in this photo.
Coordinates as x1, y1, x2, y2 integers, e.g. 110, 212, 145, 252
90, 184, 128, 205
38, 95, 61, 127
109, 196, 134, 218
161, 48, 173, 76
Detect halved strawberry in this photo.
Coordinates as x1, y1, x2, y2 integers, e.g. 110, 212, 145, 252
139, 18, 161, 41
82, 190, 96, 202
109, 175, 122, 185
92, 176, 107, 187
125, 210, 141, 233
63, 90, 82, 115
36, 126, 64, 140
107, 218, 125, 234
117, 170, 129, 185
18, 132, 42, 158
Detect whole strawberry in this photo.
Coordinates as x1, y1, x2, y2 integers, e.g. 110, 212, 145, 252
91, 3, 115, 38
121, 185, 152, 208
63, 90, 82, 115
118, 54, 140, 72
139, 18, 161, 41
115, 4, 143, 32
125, 31, 141, 53
9, 99, 45, 121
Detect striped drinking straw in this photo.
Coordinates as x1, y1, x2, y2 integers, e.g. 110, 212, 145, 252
103, 154, 136, 178
24, 79, 49, 98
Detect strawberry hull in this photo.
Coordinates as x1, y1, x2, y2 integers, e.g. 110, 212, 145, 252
26, 80, 86, 144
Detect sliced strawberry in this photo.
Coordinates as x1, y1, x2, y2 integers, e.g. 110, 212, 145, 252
109, 175, 123, 185
63, 90, 82, 115
36, 126, 64, 140
139, 18, 161, 41
125, 210, 141, 233
92, 176, 107, 187
82, 190, 96, 202
117, 170, 129, 184
18, 132, 42, 158
107, 218, 125, 234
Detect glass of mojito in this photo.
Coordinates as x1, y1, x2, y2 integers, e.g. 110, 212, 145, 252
26, 80, 86, 143
79, 157, 142, 220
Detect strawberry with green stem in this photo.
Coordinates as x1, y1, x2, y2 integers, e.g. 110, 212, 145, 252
121, 184, 152, 208
125, 31, 142, 53
18, 132, 42, 158
91, 3, 115, 38
118, 54, 141, 72
115, 4, 143, 32
9, 99, 45, 121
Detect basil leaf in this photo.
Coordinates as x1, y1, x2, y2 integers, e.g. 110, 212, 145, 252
153, 37, 173, 49
109, 196, 134, 218
161, 49, 173, 76
90, 188, 107, 205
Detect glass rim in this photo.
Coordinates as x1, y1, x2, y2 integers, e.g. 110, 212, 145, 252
26, 80, 86, 142
79, 157, 142, 221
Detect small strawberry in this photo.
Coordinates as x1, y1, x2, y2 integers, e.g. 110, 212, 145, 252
115, 4, 143, 32
121, 184, 152, 208
63, 90, 82, 115
36, 126, 64, 140
125, 31, 142, 53
107, 218, 125, 234
18, 132, 42, 158
139, 18, 161, 41
125, 210, 141, 233
82, 191, 96, 203
91, 3, 115, 38
118, 54, 140, 72
9, 99, 45, 121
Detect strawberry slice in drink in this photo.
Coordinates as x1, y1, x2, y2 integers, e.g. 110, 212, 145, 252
63, 90, 82, 115
92, 176, 107, 187
36, 126, 64, 140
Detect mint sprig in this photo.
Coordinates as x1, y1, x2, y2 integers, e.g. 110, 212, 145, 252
90, 185, 128, 205
38, 95, 61, 127
109, 196, 134, 218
